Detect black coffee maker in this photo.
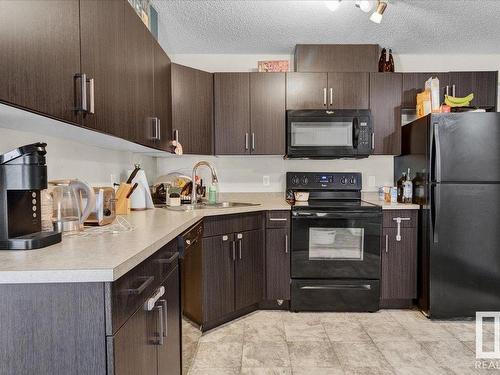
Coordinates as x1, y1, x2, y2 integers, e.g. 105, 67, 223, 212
0, 143, 62, 250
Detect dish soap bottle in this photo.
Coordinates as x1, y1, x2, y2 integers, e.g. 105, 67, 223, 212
403, 168, 413, 203
208, 183, 218, 205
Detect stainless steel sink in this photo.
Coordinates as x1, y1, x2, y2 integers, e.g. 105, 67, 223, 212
165, 202, 260, 211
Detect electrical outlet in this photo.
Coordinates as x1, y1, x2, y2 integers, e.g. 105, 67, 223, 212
263, 176, 270, 186
368, 175, 376, 187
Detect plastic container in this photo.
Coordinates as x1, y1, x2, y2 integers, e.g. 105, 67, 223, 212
208, 184, 218, 205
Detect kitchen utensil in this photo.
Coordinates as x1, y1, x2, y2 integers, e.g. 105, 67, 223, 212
126, 164, 141, 184
84, 187, 116, 226
294, 191, 310, 202
49, 179, 96, 233
126, 183, 139, 199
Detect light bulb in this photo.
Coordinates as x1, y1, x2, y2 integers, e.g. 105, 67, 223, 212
358, 1, 374, 13
324, 0, 341, 12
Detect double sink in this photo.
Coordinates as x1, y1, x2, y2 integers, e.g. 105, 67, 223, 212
165, 201, 260, 211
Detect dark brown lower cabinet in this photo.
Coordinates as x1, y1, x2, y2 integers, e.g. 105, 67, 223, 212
235, 229, 265, 310
265, 228, 290, 301
380, 210, 418, 308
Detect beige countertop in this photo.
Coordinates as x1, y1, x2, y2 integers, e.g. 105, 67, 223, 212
0, 192, 419, 284
0, 193, 289, 284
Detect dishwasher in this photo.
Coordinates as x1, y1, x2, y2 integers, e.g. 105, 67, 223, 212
178, 220, 203, 326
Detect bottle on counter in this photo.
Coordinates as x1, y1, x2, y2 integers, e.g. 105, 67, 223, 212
388, 49, 395, 72
208, 183, 218, 205
413, 172, 425, 205
397, 171, 407, 203
403, 168, 413, 203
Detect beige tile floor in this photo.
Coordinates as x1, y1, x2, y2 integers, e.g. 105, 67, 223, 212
182, 309, 499, 375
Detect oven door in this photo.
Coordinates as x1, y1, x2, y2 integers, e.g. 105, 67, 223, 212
291, 210, 381, 279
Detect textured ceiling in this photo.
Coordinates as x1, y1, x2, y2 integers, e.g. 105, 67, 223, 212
152, 0, 500, 55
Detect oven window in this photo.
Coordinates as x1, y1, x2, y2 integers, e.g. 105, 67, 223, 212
291, 121, 353, 147
309, 228, 364, 260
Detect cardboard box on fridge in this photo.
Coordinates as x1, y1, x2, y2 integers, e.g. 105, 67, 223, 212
416, 90, 432, 118
425, 77, 441, 112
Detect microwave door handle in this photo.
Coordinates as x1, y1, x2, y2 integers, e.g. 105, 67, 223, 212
352, 117, 360, 149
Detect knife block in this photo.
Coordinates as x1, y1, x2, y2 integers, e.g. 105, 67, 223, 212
115, 183, 131, 215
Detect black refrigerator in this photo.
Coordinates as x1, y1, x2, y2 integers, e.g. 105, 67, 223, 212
396, 113, 500, 319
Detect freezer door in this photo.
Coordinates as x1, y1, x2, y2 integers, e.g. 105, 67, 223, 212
429, 183, 500, 318
431, 113, 500, 183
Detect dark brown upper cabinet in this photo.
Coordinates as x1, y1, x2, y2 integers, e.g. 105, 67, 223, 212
0, 0, 81, 124
401, 72, 449, 108
153, 40, 173, 151
286, 72, 368, 110
80, 0, 129, 139
250, 73, 286, 155
123, 3, 155, 148
448, 71, 498, 109
286, 73, 328, 110
327, 72, 369, 109
215, 73, 286, 155
294, 44, 379, 72
369, 73, 403, 155
214, 73, 251, 155
171, 64, 214, 155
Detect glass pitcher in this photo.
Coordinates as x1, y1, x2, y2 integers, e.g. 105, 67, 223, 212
49, 179, 96, 233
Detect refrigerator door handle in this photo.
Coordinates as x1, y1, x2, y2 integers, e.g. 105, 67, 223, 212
433, 123, 442, 183
431, 184, 441, 243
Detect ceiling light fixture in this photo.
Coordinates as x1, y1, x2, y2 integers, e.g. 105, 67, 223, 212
370, 1, 387, 23
355, 0, 374, 13
324, 0, 342, 12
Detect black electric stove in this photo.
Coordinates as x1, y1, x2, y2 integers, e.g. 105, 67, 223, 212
286, 172, 382, 312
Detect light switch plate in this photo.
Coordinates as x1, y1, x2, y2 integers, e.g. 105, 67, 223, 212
263, 176, 270, 186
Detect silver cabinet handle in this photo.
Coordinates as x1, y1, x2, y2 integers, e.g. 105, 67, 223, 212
124, 276, 154, 295
385, 234, 389, 253
323, 88, 327, 106
155, 305, 164, 345
329, 88, 333, 106
371, 132, 375, 150
285, 234, 288, 254
231, 241, 236, 261
237, 233, 243, 259
159, 299, 168, 337
301, 284, 371, 290
446, 85, 450, 96
269, 218, 287, 222
152, 118, 158, 140
88, 77, 95, 114
74, 73, 87, 112
173, 129, 179, 142
157, 118, 161, 140
155, 253, 177, 264
452, 84, 456, 97
251, 133, 255, 151
245, 133, 249, 150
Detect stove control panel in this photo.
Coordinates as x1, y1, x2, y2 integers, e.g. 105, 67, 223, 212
286, 172, 362, 190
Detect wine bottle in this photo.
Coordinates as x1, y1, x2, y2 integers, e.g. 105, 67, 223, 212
378, 48, 386, 72
388, 49, 395, 72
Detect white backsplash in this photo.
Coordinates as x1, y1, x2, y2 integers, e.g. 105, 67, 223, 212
156, 155, 394, 192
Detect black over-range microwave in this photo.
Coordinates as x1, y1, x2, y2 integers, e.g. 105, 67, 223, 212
286, 110, 374, 158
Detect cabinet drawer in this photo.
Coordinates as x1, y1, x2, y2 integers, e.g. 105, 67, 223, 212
266, 211, 290, 228
108, 240, 178, 334
383, 210, 417, 228
203, 212, 264, 237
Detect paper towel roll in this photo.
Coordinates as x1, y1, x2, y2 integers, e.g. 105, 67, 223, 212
127, 169, 154, 210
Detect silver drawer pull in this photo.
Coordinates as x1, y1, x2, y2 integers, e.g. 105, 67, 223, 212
155, 305, 164, 345
285, 234, 288, 254
159, 299, 168, 337
269, 218, 288, 222
124, 275, 154, 295
300, 285, 371, 290
155, 253, 178, 264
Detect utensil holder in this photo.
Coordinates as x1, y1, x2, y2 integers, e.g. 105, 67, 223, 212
116, 183, 131, 215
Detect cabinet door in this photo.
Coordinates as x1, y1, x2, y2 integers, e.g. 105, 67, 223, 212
266, 228, 290, 300
401, 72, 449, 108
153, 40, 172, 151
214, 73, 251, 155
286, 73, 328, 110
80, 0, 130, 139
202, 234, 235, 323
381, 227, 417, 300
0, 0, 81, 124
449, 71, 498, 109
369, 73, 403, 155
124, 3, 154, 147
327, 72, 369, 109
171, 64, 214, 154
112, 305, 157, 375
157, 267, 181, 375
250, 73, 286, 155
235, 229, 265, 310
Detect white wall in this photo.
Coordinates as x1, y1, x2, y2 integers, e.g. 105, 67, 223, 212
157, 155, 394, 193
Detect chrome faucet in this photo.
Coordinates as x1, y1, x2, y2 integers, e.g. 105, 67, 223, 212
191, 161, 219, 204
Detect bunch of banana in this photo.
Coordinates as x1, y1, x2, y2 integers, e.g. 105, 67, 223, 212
444, 93, 474, 107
